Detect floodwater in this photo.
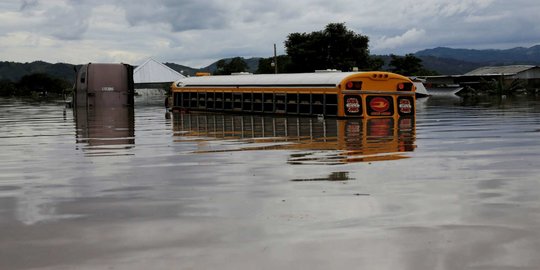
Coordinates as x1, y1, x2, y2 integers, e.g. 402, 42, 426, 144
1, 95, 540, 270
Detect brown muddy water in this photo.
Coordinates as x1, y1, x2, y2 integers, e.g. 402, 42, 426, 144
1, 95, 540, 270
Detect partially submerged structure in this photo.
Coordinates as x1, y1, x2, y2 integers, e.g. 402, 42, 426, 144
465, 65, 540, 80
171, 71, 416, 118
421, 65, 540, 95
73, 63, 135, 107
133, 58, 185, 96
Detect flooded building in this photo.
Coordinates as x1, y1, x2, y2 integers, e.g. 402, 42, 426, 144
465, 65, 540, 84
421, 65, 540, 95
133, 58, 185, 96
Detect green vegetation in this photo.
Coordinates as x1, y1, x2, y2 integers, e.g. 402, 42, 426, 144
256, 55, 291, 74
388, 54, 437, 76
0, 80, 17, 96
0, 73, 71, 98
213, 57, 249, 75
0, 61, 76, 83
256, 23, 431, 75
284, 23, 373, 72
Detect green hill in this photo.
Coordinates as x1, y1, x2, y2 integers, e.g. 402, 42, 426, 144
415, 45, 540, 65
165, 58, 261, 76
163, 62, 199, 77
0, 58, 261, 84
197, 57, 261, 74
0, 61, 77, 83
2, 45, 540, 84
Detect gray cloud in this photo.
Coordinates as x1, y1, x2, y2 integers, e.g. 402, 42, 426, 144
1, 0, 540, 66
45, 5, 91, 40
16, 0, 92, 40
19, 0, 38, 11
121, 0, 230, 31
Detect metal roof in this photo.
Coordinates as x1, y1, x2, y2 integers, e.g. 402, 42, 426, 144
175, 72, 365, 87
134, 58, 185, 84
465, 65, 538, 76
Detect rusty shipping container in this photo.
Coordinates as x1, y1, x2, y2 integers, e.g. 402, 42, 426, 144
74, 63, 134, 107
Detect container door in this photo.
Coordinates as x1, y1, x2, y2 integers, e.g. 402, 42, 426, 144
75, 65, 89, 107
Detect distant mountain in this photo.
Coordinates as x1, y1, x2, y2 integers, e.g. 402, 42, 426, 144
373, 54, 481, 75
3, 45, 540, 83
415, 56, 483, 75
165, 57, 261, 76
163, 62, 199, 77
415, 45, 540, 65
0, 61, 77, 83
0, 57, 262, 85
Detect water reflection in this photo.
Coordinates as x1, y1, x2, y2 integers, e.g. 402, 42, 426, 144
74, 106, 135, 156
172, 112, 416, 164
291, 171, 354, 182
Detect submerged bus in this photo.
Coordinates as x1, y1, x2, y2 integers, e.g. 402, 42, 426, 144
170, 71, 415, 118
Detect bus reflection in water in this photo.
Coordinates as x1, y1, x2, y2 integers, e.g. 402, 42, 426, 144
172, 112, 415, 165
74, 106, 135, 156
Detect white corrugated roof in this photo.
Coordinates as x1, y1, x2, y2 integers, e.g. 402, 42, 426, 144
175, 72, 363, 87
465, 65, 537, 76
134, 58, 185, 84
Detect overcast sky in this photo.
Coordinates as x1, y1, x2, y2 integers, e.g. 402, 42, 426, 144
1, 0, 539, 68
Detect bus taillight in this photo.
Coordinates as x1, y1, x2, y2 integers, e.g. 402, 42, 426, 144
397, 82, 413, 91
345, 81, 362, 90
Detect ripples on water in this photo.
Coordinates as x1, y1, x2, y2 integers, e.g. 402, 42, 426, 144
1, 95, 540, 270
172, 113, 415, 165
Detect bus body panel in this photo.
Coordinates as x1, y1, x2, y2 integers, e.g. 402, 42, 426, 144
171, 71, 415, 118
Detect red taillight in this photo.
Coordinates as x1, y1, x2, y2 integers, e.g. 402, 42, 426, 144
345, 81, 362, 90
397, 82, 413, 91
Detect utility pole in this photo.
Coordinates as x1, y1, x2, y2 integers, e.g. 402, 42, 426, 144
273, 43, 278, 74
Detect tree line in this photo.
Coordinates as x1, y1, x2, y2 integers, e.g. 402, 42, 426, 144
0, 73, 71, 97
218, 23, 436, 76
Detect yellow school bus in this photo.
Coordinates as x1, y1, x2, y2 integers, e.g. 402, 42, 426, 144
171, 71, 415, 118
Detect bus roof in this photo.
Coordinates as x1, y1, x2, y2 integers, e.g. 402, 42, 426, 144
174, 72, 368, 87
